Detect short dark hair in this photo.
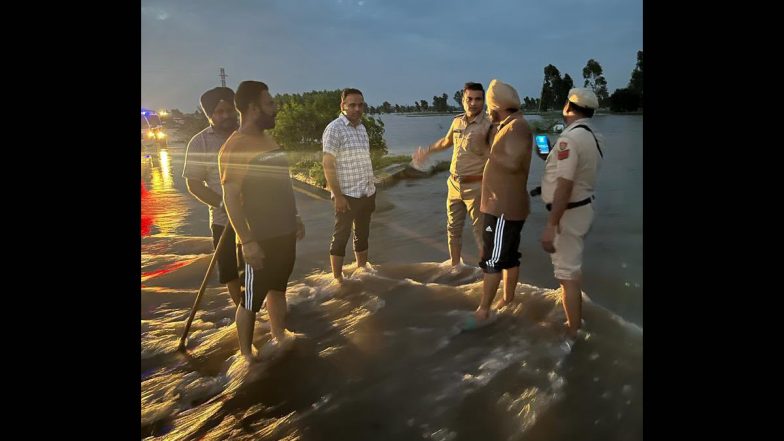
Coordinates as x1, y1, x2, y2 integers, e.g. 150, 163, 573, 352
341, 88, 363, 102
566, 101, 595, 118
463, 82, 485, 98
235, 81, 269, 114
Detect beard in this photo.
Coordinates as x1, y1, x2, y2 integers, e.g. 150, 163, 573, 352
254, 113, 276, 131
216, 117, 239, 132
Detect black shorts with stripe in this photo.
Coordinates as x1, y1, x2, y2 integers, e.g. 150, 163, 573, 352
478, 213, 525, 274
242, 233, 296, 312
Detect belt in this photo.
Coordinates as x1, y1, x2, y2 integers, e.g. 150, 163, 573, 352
545, 196, 594, 211
451, 174, 483, 183
347, 193, 375, 199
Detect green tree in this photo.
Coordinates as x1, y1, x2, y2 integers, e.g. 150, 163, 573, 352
540, 64, 562, 111
365, 122, 387, 155
539, 84, 553, 111
609, 88, 640, 112
432, 93, 449, 112
454, 90, 463, 107
556, 73, 574, 108
365, 115, 388, 164
523, 96, 541, 111
582, 59, 610, 107
381, 101, 392, 113
271, 89, 386, 155
628, 50, 643, 108
419, 100, 429, 111
628, 50, 643, 92
179, 108, 209, 141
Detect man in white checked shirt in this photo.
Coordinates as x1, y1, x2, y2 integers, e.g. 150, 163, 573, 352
322, 88, 376, 283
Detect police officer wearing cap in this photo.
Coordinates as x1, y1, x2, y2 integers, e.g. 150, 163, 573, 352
539, 88, 604, 341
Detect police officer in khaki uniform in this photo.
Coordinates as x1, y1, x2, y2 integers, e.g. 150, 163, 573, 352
413, 82, 493, 266
540, 88, 603, 341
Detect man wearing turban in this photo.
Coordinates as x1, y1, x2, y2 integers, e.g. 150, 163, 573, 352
182, 86, 242, 306
473, 79, 533, 326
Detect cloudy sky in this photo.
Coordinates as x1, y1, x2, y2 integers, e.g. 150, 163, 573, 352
142, 0, 642, 112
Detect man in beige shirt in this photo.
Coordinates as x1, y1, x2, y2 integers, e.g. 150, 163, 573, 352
413, 82, 492, 266
473, 79, 533, 325
540, 88, 603, 343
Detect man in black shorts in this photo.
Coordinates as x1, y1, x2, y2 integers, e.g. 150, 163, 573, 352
475, 79, 533, 324
219, 81, 305, 362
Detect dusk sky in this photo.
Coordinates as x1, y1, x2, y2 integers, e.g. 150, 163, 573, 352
142, 0, 642, 112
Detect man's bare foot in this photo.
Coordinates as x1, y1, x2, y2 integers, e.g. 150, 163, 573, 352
241, 345, 262, 363
448, 260, 467, 274
474, 307, 490, 322
261, 331, 301, 358
495, 297, 514, 309
563, 319, 584, 340
273, 329, 302, 346
355, 262, 376, 273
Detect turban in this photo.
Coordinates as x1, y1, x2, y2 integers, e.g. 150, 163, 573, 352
486, 79, 521, 111
199, 87, 235, 117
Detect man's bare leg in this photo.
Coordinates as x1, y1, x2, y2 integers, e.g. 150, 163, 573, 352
560, 279, 582, 339
476, 271, 503, 321
226, 278, 242, 307
449, 243, 462, 266
264, 290, 288, 342
235, 305, 257, 362
355, 250, 368, 268
496, 266, 520, 308
330, 255, 344, 282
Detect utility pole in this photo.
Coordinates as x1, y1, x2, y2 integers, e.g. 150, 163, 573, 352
219, 67, 227, 87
